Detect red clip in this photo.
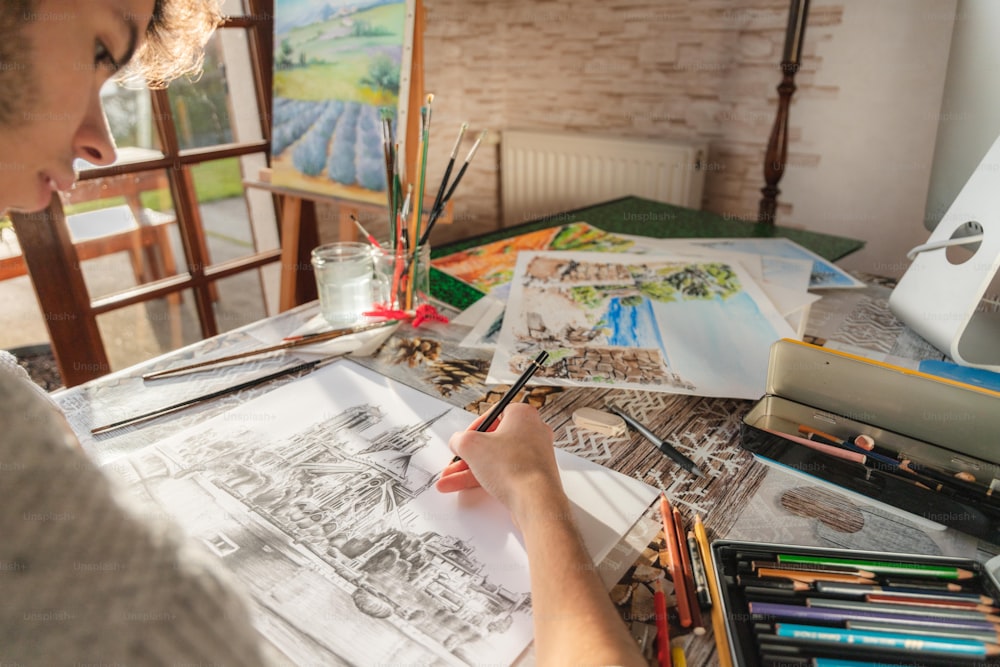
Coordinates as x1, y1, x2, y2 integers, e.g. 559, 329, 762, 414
412, 304, 450, 328
363, 303, 449, 328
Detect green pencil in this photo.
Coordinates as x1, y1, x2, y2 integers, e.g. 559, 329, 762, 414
777, 553, 975, 580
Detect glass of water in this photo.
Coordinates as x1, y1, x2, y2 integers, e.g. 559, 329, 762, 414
311, 242, 376, 326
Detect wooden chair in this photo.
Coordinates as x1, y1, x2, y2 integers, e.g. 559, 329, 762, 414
1, 204, 178, 284
8, 192, 180, 386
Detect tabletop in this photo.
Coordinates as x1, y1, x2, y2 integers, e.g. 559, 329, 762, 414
54, 266, 989, 666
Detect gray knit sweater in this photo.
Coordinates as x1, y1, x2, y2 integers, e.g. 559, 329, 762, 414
0, 364, 273, 665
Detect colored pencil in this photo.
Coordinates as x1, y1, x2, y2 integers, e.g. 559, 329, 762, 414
846, 619, 1000, 643
670, 645, 686, 667
760, 426, 869, 464
798, 425, 901, 468
777, 554, 975, 580
755, 568, 875, 585
671, 505, 705, 634
813, 580, 991, 604
749, 600, 1000, 631
752, 561, 877, 577
773, 622, 1000, 657
693, 515, 733, 667
806, 596, 1000, 622
653, 578, 672, 667
866, 593, 997, 612
737, 576, 811, 592
687, 531, 712, 608
659, 496, 692, 628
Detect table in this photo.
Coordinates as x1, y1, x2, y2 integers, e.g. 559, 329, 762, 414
56, 267, 990, 665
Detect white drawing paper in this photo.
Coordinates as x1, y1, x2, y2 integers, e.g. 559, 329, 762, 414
103, 360, 657, 666
489, 251, 797, 399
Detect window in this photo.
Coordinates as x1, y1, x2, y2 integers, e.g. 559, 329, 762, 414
54, 0, 279, 371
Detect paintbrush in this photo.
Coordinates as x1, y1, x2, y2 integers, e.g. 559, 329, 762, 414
141, 320, 397, 381
429, 122, 468, 221
420, 129, 487, 245
94, 353, 348, 435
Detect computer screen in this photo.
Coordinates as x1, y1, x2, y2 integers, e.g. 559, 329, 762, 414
924, 0, 1000, 231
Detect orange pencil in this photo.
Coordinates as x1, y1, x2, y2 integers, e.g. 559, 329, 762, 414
653, 578, 673, 667
659, 495, 693, 628
672, 505, 705, 635
694, 515, 734, 667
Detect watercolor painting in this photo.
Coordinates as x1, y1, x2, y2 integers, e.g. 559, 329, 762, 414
431, 222, 635, 299
489, 251, 797, 399
271, 0, 413, 204
685, 238, 864, 289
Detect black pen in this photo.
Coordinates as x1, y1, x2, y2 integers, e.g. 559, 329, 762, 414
605, 403, 706, 478
451, 350, 549, 462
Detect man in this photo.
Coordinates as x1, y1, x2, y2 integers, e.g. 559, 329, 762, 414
0, 2, 645, 665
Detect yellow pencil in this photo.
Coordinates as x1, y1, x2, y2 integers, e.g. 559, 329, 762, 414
693, 514, 733, 667
671, 645, 687, 667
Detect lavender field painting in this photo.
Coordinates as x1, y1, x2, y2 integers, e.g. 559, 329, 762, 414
272, 0, 412, 203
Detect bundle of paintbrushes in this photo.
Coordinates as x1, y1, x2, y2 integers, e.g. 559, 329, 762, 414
370, 94, 486, 313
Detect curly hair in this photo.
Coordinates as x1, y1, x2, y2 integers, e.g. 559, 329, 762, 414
121, 0, 224, 88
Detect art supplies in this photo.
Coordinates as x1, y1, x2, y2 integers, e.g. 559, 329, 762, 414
93, 353, 348, 435
694, 515, 734, 667
710, 539, 1000, 666
742, 339, 1000, 542
101, 359, 660, 665
660, 496, 693, 629
450, 350, 549, 464
374, 99, 485, 312
571, 406, 627, 437
609, 404, 705, 478
141, 320, 397, 380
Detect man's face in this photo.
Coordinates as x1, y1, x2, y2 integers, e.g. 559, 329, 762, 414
0, 0, 155, 213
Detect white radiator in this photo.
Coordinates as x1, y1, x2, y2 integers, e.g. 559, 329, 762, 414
500, 129, 707, 226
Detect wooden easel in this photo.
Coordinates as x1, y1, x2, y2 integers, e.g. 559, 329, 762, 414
262, 0, 432, 312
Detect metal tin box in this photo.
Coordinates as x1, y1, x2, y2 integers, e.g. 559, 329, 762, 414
741, 340, 1000, 543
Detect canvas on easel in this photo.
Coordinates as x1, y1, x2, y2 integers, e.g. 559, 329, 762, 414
270, 0, 418, 206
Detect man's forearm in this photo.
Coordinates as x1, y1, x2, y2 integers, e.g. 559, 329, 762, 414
516, 497, 645, 667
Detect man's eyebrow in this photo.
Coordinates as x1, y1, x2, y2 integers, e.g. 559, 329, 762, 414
116, 14, 140, 69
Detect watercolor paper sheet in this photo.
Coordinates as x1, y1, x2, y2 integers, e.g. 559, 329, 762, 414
618, 236, 865, 289
489, 251, 797, 399
431, 222, 636, 302
103, 360, 657, 666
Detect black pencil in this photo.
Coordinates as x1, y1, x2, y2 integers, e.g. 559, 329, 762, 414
450, 350, 549, 463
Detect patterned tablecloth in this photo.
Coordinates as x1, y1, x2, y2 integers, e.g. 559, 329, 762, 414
53, 273, 993, 667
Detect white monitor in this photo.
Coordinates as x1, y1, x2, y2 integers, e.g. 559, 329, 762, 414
924, 0, 1000, 231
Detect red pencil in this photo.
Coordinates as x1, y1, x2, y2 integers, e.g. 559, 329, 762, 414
653, 578, 673, 667
660, 495, 693, 628
672, 505, 705, 634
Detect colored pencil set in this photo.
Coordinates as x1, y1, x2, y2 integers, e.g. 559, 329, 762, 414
711, 540, 1000, 666
375, 98, 485, 310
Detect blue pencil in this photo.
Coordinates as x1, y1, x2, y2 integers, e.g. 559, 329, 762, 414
774, 622, 1000, 657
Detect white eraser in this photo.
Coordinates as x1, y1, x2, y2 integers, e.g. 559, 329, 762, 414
572, 407, 627, 437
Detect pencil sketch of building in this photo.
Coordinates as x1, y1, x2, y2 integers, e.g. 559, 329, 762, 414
117, 400, 531, 665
